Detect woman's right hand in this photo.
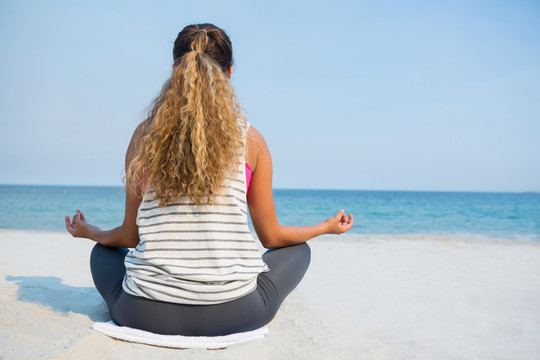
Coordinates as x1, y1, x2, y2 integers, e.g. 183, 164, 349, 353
65, 209, 93, 238
322, 210, 354, 235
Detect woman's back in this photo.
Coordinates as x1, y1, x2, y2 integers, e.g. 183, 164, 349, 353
123, 125, 267, 305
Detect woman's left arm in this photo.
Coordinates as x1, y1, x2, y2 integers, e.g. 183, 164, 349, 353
65, 126, 143, 248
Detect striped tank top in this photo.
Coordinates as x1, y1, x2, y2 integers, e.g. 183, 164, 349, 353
122, 126, 268, 305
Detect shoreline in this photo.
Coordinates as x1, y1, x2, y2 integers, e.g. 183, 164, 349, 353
1, 230, 539, 359
2, 227, 539, 244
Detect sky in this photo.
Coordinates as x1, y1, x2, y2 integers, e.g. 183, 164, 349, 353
1, 0, 539, 192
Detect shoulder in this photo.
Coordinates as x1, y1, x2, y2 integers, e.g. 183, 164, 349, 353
247, 125, 270, 155
247, 125, 267, 148
126, 121, 148, 162
133, 120, 148, 140
246, 125, 272, 173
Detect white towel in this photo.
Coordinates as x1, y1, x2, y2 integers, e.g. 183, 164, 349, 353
92, 321, 268, 349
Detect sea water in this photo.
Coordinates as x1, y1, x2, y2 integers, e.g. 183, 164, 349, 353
0, 185, 539, 241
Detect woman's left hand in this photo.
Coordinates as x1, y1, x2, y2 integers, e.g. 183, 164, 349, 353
65, 209, 93, 238
322, 210, 354, 235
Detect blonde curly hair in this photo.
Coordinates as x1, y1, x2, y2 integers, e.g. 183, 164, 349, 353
127, 24, 246, 205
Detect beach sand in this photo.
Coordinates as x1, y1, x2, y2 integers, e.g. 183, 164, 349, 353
1, 230, 539, 360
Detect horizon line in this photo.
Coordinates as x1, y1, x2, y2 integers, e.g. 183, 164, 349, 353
0, 183, 538, 194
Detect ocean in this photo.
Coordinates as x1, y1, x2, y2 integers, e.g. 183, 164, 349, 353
0, 185, 539, 241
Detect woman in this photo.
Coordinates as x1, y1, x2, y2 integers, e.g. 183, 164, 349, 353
65, 23, 353, 336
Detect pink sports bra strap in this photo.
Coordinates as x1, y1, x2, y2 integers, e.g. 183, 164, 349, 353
245, 163, 252, 194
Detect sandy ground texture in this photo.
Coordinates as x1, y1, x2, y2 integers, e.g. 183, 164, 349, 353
1, 230, 539, 360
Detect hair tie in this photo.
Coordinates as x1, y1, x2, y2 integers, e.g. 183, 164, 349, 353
191, 29, 208, 53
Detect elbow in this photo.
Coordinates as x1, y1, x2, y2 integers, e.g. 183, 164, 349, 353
258, 234, 282, 249
121, 222, 140, 248
126, 237, 140, 249
257, 235, 273, 249
261, 241, 275, 249
125, 229, 140, 248
253, 224, 284, 249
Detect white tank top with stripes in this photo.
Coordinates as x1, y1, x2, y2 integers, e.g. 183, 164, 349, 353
122, 128, 268, 305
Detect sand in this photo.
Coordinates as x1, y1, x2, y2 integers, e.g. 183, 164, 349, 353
1, 230, 539, 360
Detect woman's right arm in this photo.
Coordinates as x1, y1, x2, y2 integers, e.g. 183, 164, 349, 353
246, 127, 353, 249
65, 125, 143, 248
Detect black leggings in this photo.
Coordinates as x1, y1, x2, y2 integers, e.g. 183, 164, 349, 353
90, 242, 310, 336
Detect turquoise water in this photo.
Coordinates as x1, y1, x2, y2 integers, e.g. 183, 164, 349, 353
0, 185, 539, 241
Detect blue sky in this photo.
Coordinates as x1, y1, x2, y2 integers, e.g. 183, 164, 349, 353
1, 0, 539, 192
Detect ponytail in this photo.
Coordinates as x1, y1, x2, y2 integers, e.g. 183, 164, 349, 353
127, 25, 245, 206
